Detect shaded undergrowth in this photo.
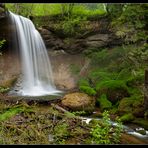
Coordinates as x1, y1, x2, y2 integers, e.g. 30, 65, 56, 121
0, 101, 123, 144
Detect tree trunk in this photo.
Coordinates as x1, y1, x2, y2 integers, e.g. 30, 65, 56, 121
144, 69, 148, 110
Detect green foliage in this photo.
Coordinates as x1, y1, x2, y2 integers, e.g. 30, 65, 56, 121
79, 86, 96, 96
0, 39, 5, 49
112, 4, 148, 43
96, 80, 129, 103
106, 4, 124, 19
88, 70, 113, 86
78, 78, 90, 87
88, 47, 127, 71
6, 3, 106, 18
61, 16, 86, 36
78, 77, 97, 96
0, 107, 24, 121
97, 94, 112, 111
72, 110, 87, 116
0, 39, 6, 55
0, 87, 10, 94
96, 80, 128, 91
132, 119, 148, 130
118, 95, 144, 115
53, 123, 70, 138
119, 113, 135, 123
90, 111, 123, 144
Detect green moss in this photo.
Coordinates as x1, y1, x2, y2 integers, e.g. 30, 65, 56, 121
78, 78, 90, 87
109, 107, 118, 114
127, 87, 142, 96
132, 118, 148, 130
126, 74, 144, 87
119, 113, 135, 123
54, 123, 70, 138
79, 86, 97, 96
96, 80, 129, 103
0, 107, 24, 121
118, 95, 144, 116
88, 70, 112, 85
97, 94, 112, 111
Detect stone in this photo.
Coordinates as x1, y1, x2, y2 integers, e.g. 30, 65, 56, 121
61, 92, 95, 112
38, 27, 65, 50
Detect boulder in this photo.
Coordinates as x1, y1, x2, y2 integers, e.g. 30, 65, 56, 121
61, 92, 95, 112
38, 26, 122, 54
118, 96, 144, 117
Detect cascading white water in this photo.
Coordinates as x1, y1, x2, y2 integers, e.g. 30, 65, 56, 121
9, 12, 60, 96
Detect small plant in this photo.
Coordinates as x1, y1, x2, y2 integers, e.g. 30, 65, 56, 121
0, 86, 10, 94
90, 111, 123, 144
0, 39, 6, 49
72, 110, 87, 116
0, 39, 6, 55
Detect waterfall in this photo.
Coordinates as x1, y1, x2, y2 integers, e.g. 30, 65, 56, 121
9, 12, 60, 96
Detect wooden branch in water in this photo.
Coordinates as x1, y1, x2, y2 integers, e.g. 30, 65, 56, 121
51, 103, 69, 113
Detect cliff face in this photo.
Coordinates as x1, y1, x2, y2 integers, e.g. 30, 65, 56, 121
37, 18, 122, 54
0, 13, 122, 90
0, 10, 122, 54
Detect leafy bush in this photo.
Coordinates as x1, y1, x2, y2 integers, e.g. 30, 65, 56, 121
97, 94, 112, 111
112, 4, 148, 43
61, 16, 86, 36
90, 111, 123, 144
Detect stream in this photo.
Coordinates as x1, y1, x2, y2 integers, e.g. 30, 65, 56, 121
81, 116, 148, 144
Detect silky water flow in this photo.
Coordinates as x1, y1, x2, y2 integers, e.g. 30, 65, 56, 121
9, 12, 60, 96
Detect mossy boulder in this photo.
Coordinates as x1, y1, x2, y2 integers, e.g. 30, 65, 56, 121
132, 118, 148, 130
79, 86, 97, 96
119, 113, 135, 123
118, 95, 144, 117
97, 94, 112, 111
61, 92, 95, 112
96, 80, 130, 103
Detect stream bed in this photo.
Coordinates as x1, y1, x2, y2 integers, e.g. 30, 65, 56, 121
81, 116, 148, 144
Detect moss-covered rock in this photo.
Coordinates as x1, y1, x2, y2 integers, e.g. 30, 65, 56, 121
119, 113, 135, 123
96, 80, 130, 103
79, 86, 97, 96
61, 92, 95, 112
126, 71, 144, 87
132, 118, 148, 130
118, 95, 144, 117
97, 94, 112, 111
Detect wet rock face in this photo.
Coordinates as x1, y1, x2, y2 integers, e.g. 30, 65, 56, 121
61, 92, 95, 112
38, 27, 122, 54
38, 28, 65, 51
